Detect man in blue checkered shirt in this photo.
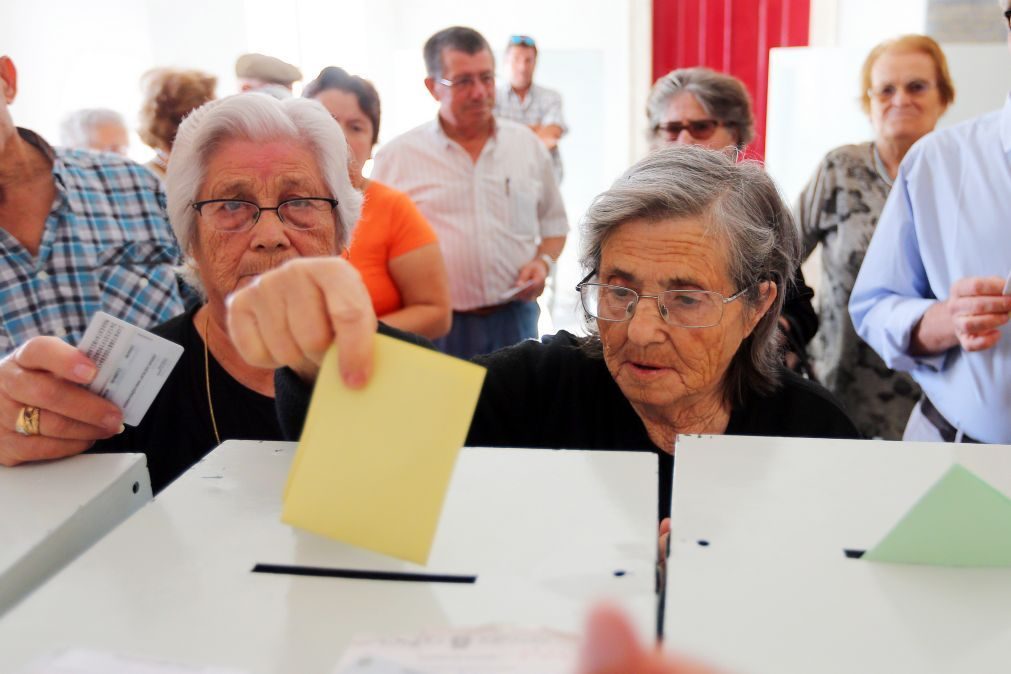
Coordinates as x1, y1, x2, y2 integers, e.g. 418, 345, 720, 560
0, 55, 184, 355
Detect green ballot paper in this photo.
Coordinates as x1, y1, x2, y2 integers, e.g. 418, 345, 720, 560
282, 334, 487, 565
865, 464, 1011, 567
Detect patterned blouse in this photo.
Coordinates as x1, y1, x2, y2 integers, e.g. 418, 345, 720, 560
797, 142, 920, 440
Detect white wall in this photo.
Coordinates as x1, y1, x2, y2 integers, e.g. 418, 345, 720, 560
810, 0, 929, 48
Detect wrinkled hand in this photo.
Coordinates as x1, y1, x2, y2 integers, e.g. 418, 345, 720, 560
227, 257, 378, 387
0, 337, 124, 466
513, 259, 548, 302
577, 604, 724, 674
947, 276, 1011, 352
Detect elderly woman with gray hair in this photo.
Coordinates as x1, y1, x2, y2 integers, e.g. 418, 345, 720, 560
647, 67, 819, 376
230, 144, 858, 519
0, 93, 362, 492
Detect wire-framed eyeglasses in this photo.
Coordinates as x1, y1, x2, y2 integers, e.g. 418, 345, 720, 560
437, 73, 496, 91
192, 197, 338, 233
576, 271, 750, 328
866, 78, 935, 102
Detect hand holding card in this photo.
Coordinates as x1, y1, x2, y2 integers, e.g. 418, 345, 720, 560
500, 280, 536, 301
77, 312, 183, 426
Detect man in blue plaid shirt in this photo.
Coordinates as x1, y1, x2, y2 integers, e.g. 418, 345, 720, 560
0, 55, 184, 354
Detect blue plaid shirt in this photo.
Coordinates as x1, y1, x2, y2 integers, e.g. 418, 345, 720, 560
0, 129, 184, 353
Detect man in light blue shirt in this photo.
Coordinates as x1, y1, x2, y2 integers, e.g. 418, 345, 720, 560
850, 2, 1011, 443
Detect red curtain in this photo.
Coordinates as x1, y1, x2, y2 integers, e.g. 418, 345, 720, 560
652, 0, 810, 160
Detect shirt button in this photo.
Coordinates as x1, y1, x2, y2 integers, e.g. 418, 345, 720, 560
37, 270, 49, 281
137, 278, 149, 288
52, 326, 67, 337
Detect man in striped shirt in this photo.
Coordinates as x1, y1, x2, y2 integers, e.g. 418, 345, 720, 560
372, 26, 568, 360
495, 35, 567, 184
0, 55, 184, 354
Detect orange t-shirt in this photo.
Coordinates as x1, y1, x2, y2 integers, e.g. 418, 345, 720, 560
347, 180, 440, 318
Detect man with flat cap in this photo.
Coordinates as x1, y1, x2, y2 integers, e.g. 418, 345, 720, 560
235, 53, 302, 99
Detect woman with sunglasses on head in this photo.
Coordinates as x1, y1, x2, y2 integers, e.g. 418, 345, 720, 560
646, 67, 819, 377
797, 35, 954, 440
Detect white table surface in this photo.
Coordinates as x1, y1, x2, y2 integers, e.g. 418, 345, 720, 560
664, 434, 1011, 674
0, 441, 658, 674
0, 452, 152, 616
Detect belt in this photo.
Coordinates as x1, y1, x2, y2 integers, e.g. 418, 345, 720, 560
920, 397, 980, 443
455, 303, 512, 317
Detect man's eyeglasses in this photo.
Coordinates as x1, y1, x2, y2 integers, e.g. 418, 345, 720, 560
653, 119, 727, 142
867, 79, 935, 101
192, 197, 338, 233
509, 35, 536, 48
576, 272, 749, 328
437, 73, 496, 91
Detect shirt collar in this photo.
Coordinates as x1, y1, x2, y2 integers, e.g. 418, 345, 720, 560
16, 127, 56, 163
16, 126, 68, 203
431, 114, 498, 148
1001, 94, 1011, 155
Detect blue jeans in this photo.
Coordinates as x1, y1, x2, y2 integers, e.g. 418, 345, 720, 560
435, 301, 540, 360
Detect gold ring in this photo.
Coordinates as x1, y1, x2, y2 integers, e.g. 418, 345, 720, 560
15, 406, 40, 437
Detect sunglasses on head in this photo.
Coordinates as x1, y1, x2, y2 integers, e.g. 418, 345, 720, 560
654, 119, 725, 141
509, 35, 536, 47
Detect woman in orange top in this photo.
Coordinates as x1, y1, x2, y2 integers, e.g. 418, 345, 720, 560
304, 67, 452, 339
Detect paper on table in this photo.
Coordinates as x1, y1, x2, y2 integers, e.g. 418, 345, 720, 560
331, 625, 579, 674
282, 334, 487, 564
864, 464, 1011, 566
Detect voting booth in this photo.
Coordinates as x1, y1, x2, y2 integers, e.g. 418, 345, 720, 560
664, 435, 1011, 674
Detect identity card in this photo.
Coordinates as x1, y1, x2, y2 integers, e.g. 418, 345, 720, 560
77, 312, 184, 426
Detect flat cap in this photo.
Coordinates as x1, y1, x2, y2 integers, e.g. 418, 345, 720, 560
235, 53, 302, 86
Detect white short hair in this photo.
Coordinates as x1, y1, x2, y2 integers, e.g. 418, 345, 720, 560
166, 93, 362, 287
59, 108, 126, 149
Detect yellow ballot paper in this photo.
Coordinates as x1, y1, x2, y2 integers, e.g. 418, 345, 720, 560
282, 334, 486, 564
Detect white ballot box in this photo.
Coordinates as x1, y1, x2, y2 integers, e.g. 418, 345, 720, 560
0, 453, 152, 615
0, 441, 658, 674
664, 435, 1011, 674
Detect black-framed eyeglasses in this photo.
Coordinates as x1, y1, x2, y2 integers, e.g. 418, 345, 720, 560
653, 119, 728, 142
867, 78, 935, 101
1005, 8, 1011, 30
192, 197, 338, 233
437, 72, 496, 91
576, 271, 749, 328
509, 35, 537, 48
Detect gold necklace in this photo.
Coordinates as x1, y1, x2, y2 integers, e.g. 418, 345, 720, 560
204, 312, 222, 446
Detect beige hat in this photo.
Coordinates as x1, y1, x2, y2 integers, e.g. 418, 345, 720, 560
235, 53, 302, 86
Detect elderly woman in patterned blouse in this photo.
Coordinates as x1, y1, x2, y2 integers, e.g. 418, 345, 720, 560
796, 35, 954, 439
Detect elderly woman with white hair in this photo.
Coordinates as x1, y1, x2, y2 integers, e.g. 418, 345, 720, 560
229, 144, 859, 519
0, 93, 361, 492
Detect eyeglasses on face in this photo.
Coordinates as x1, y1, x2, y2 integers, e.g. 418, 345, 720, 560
509, 35, 536, 48
575, 272, 750, 329
192, 197, 338, 233
653, 119, 726, 142
437, 73, 496, 91
867, 78, 935, 101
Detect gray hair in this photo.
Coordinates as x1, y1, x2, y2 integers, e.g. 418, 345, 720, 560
423, 26, 493, 80
579, 144, 799, 404
59, 108, 126, 149
166, 93, 362, 292
646, 67, 755, 150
